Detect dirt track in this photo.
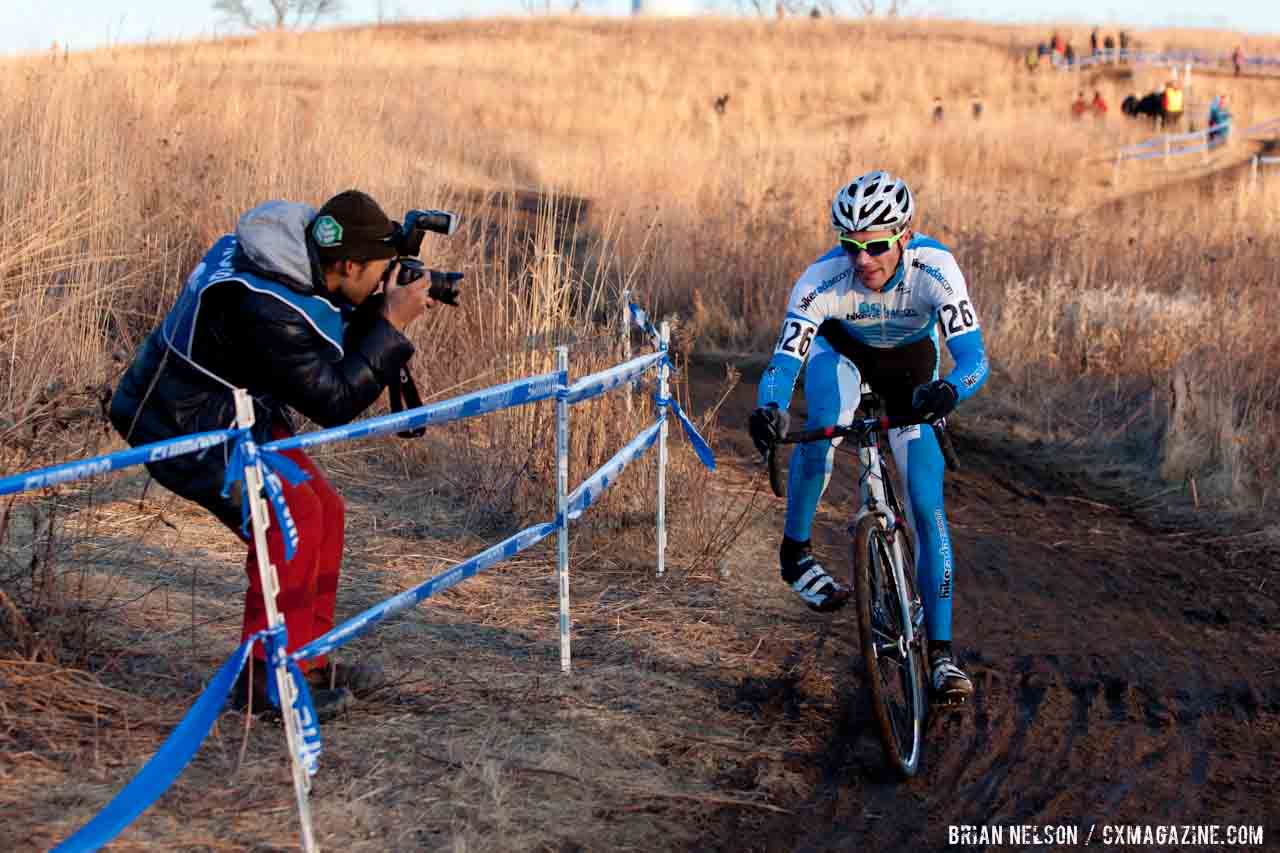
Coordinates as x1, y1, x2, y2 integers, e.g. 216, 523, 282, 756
6, 359, 1277, 852
688, 360, 1278, 851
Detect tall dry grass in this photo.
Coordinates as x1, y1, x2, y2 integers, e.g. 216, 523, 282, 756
0, 22, 749, 662
3, 16, 1280, 850
1, 16, 1278, 598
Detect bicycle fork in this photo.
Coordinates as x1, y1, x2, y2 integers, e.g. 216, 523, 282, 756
853, 436, 923, 658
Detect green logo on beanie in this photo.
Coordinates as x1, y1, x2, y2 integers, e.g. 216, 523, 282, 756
312, 215, 343, 247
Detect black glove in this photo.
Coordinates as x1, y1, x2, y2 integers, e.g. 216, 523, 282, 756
749, 404, 790, 457
912, 380, 958, 422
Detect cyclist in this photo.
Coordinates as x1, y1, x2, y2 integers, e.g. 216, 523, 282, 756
748, 170, 988, 702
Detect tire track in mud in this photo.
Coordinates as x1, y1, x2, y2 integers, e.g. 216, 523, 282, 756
686, 361, 1274, 845
690, 365, 1278, 851
749, 653, 1274, 852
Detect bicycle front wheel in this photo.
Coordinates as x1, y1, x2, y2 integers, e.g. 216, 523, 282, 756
851, 513, 928, 778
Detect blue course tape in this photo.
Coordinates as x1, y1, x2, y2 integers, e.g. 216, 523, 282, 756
1119, 137, 1165, 153
566, 420, 663, 521
0, 429, 236, 498
51, 639, 256, 853
289, 521, 558, 663
1243, 117, 1280, 136
31, 331, 717, 851
1122, 148, 1175, 162
1163, 124, 1225, 145
265, 372, 562, 453
628, 303, 662, 347
221, 434, 311, 561
260, 624, 323, 776
1122, 119, 1242, 158
658, 396, 717, 472
560, 351, 666, 405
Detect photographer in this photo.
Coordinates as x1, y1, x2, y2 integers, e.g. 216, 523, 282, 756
110, 190, 440, 718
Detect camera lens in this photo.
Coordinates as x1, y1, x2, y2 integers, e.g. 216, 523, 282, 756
396, 257, 426, 286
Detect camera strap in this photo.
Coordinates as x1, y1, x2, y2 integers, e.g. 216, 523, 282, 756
389, 363, 427, 438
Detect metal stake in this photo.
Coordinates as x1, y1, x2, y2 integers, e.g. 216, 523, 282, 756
555, 347, 571, 673
656, 322, 670, 578
233, 389, 317, 853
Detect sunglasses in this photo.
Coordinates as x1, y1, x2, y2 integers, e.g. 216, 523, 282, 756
839, 229, 908, 257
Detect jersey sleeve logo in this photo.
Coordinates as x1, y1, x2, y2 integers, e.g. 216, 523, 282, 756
796, 266, 851, 313
911, 258, 954, 296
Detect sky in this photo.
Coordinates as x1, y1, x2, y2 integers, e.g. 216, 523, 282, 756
1, 0, 1276, 56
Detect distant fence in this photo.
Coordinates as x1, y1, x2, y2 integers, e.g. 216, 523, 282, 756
1, 299, 714, 852
1252, 155, 1280, 187
1057, 49, 1280, 75
1243, 117, 1280, 140
1111, 115, 1280, 183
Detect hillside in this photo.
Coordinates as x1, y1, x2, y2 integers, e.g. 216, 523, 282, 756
1, 16, 1279, 852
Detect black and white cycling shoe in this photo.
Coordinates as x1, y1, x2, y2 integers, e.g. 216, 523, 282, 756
786, 554, 851, 613
930, 654, 974, 705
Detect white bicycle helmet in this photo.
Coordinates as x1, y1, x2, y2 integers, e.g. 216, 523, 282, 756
830, 171, 915, 234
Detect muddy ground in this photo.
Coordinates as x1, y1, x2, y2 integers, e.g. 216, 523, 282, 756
692, 361, 1279, 852
4, 358, 1277, 851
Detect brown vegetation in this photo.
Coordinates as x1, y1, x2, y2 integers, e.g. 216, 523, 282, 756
2, 15, 1279, 851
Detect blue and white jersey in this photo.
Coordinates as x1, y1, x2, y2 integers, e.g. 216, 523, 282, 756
757, 234, 988, 410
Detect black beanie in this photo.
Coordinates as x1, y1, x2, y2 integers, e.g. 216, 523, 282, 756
311, 190, 398, 262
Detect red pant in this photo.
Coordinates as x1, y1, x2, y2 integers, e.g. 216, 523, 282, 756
240, 435, 344, 674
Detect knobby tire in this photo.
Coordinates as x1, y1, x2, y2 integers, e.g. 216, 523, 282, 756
851, 513, 928, 778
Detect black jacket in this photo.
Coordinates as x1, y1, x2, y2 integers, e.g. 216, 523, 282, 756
110, 204, 413, 527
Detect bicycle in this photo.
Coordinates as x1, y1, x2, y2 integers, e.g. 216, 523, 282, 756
765, 382, 958, 778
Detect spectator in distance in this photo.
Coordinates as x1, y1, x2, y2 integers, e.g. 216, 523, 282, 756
1162, 79, 1184, 128
1091, 89, 1109, 118
1208, 94, 1232, 147
1072, 91, 1089, 120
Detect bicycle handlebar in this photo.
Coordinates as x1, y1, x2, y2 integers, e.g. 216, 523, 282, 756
772, 416, 915, 445
765, 416, 959, 498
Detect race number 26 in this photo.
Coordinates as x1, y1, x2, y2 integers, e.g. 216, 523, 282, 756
777, 321, 815, 357
940, 300, 976, 337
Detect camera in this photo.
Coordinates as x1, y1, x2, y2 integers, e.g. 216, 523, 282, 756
391, 209, 458, 257
393, 258, 463, 306
389, 209, 463, 306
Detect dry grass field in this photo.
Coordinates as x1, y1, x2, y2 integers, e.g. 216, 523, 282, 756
2, 15, 1280, 852
3, 16, 1279, 504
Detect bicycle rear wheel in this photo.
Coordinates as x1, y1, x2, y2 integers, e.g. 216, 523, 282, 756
851, 514, 928, 778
